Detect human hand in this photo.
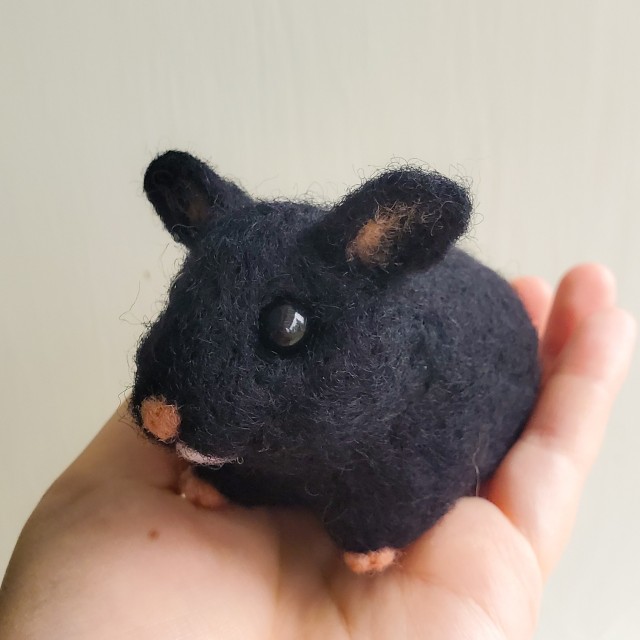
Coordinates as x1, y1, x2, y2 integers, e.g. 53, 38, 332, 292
0, 264, 635, 640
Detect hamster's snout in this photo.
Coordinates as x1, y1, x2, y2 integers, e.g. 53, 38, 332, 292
140, 396, 181, 442
138, 396, 240, 467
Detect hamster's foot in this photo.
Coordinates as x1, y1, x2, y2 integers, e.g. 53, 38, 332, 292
343, 547, 399, 574
178, 466, 228, 509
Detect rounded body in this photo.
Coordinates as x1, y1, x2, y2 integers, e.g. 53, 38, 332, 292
132, 152, 539, 554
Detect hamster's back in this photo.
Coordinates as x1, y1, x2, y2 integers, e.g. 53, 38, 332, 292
391, 247, 539, 483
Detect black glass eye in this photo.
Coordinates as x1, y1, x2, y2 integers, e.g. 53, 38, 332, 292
259, 300, 309, 353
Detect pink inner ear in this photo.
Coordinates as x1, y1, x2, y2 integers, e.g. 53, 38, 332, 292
140, 397, 181, 441
346, 205, 414, 267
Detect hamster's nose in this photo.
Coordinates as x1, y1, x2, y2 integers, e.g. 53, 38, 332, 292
140, 396, 181, 442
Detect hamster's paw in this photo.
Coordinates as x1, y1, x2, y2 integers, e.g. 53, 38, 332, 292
178, 466, 228, 509
343, 547, 400, 574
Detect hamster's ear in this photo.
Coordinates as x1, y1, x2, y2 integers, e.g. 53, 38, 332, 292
313, 168, 472, 274
143, 151, 252, 247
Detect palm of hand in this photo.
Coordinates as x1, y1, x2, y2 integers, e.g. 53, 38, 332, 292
1, 265, 634, 640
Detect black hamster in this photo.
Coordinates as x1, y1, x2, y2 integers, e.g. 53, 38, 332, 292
130, 151, 539, 572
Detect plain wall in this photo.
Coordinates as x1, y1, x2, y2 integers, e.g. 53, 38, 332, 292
1, 1, 639, 637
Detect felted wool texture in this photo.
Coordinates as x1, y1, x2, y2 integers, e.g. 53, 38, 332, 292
131, 151, 540, 553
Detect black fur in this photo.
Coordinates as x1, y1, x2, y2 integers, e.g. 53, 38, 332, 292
131, 151, 539, 553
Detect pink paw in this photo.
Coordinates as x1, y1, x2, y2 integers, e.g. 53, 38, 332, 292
178, 466, 228, 509
343, 547, 400, 574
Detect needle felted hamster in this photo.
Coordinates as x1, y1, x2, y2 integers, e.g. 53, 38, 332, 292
130, 151, 539, 573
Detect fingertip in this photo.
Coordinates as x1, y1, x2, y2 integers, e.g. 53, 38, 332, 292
559, 263, 617, 301
511, 275, 552, 291
542, 263, 617, 366
511, 276, 553, 302
614, 307, 638, 340
559, 307, 637, 383
511, 276, 553, 336
596, 306, 637, 341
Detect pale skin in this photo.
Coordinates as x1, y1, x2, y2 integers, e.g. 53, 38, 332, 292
0, 264, 635, 640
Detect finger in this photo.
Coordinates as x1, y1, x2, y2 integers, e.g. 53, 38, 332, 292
59, 402, 180, 490
511, 276, 553, 337
541, 264, 616, 369
402, 498, 543, 640
486, 307, 636, 577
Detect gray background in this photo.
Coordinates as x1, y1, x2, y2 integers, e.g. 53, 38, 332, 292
1, 1, 638, 637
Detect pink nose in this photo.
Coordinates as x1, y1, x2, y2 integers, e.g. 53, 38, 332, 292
140, 397, 181, 441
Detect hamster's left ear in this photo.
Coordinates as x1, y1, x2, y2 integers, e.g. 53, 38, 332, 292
312, 168, 472, 274
143, 151, 252, 247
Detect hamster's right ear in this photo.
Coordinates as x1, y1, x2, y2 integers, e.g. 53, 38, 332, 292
143, 151, 252, 247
